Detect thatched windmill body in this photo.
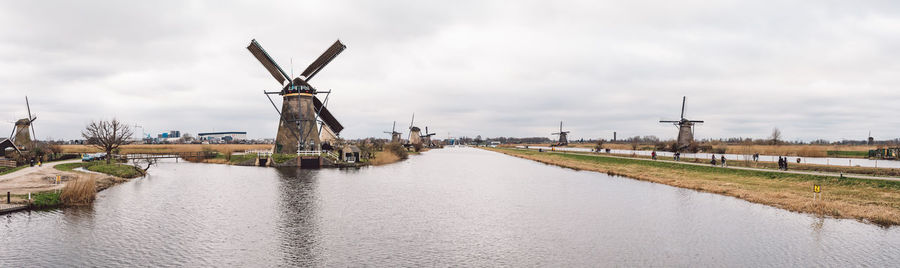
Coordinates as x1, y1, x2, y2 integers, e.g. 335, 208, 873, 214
247, 39, 346, 154
8, 96, 37, 150
551, 121, 569, 146
407, 114, 422, 146
659, 96, 704, 152
384, 121, 403, 143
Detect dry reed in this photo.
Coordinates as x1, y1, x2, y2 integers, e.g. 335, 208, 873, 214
60, 176, 97, 205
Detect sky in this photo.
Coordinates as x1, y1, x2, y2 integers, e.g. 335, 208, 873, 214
1, 0, 899, 142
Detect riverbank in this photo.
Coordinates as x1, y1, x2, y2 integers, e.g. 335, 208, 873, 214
485, 147, 900, 226
582, 150, 900, 178
0, 160, 136, 209
515, 143, 875, 158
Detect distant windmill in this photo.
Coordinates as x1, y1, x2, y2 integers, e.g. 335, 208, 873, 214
551, 121, 570, 146
384, 121, 403, 143
659, 96, 704, 152
420, 126, 436, 147
9, 96, 37, 149
247, 39, 346, 153
407, 114, 422, 146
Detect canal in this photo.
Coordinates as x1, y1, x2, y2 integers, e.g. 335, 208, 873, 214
2, 147, 898, 266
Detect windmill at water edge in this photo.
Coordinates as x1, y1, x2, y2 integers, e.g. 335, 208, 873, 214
551, 121, 570, 146
659, 96, 704, 152
247, 39, 346, 154
407, 113, 422, 147
384, 121, 403, 143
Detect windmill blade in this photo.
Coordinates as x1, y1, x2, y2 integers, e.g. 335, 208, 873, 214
392, 121, 396, 132
30, 117, 36, 140
26, 96, 35, 140
688, 120, 705, 123
247, 39, 290, 85
301, 40, 346, 81
313, 96, 343, 134
680, 96, 686, 119
659, 120, 679, 123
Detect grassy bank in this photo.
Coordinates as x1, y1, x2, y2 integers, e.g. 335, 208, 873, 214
592, 151, 900, 178
0, 165, 27, 176
516, 143, 877, 158
29, 192, 61, 208
486, 147, 900, 226
55, 162, 144, 178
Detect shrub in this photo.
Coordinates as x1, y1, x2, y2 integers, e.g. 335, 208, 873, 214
385, 143, 408, 159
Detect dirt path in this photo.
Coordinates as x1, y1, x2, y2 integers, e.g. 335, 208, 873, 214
0, 159, 82, 196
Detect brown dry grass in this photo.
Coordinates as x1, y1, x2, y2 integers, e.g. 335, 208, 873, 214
370, 151, 402, 166
486, 147, 900, 226
61, 144, 273, 154
60, 176, 97, 205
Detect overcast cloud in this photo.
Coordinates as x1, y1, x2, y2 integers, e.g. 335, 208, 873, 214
1, 0, 899, 142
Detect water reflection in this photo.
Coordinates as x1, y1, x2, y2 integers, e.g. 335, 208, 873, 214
274, 167, 324, 266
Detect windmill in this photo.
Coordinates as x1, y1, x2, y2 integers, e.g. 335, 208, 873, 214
659, 96, 704, 152
407, 114, 422, 146
8, 96, 37, 150
384, 121, 403, 143
247, 39, 346, 154
551, 121, 569, 146
420, 126, 436, 147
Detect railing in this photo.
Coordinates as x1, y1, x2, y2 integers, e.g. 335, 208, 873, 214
298, 150, 322, 156
0, 159, 15, 168
116, 151, 218, 160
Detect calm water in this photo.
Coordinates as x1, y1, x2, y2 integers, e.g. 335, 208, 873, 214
2, 147, 899, 266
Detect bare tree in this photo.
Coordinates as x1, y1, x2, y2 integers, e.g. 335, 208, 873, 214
770, 127, 782, 145
82, 119, 134, 164
131, 158, 157, 176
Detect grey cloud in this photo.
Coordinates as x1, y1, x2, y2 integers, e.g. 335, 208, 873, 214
2, 0, 900, 142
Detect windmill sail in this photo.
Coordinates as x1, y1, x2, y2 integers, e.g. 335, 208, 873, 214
313, 96, 343, 134
247, 39, 290, 85
301, 40, 346, 81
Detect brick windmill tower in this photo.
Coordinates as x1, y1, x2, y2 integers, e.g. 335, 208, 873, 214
247, 39, 346, 154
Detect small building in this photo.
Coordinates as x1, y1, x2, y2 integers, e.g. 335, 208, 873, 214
198, 131, 248, 143
0, 138, 21, 167
341, 145, 361, 163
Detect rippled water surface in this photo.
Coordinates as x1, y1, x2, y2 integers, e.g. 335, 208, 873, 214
2, 147, 899, 266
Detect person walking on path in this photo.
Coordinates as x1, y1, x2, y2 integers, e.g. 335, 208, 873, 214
651, 151, 657, 160
721, 155, 727, 167
777, 156, 783, 170
711, 154, 717, 166
783, 156, 789, 170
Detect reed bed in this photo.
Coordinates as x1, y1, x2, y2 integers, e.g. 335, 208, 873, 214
60, 176, 97, 205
